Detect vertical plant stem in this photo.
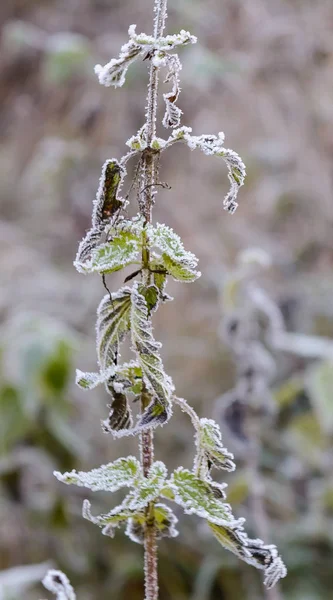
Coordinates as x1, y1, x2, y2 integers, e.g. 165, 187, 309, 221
139, 2, 168, 599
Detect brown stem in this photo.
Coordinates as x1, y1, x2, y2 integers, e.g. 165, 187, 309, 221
139, 2, 168, 599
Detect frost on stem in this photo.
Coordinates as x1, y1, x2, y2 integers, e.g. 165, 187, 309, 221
42, 570, 76, 600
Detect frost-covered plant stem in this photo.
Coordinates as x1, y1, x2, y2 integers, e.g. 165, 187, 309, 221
140, 2, 168, 598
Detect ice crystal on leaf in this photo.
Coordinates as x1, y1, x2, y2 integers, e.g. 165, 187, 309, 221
167, 467, 241, 527
96, 287, 132, 370
54, 456, 140, 492
209, 523, 287, 589
81, 461, 168, 537
164, 127, 246, 214
42, 570, 76, 600
148, 223, 200, 282
195, 418, 236, 474
95, 24, 196, 90
131, 283, 174, 428
126, 502, 179, 544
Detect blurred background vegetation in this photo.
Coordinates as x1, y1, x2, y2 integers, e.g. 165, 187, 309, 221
1, 0, 333, 598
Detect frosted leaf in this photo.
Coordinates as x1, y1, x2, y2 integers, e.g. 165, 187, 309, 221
54, 456, 140, 492
148, 223, 200, 282
42, 570, 76, 600
89, 230, 141, 274
131, 283, 174, 428
164, 128, 246, 214
94, 36, 142, 88
152, 264, 173, 302
95, 25, 196, 89
119, 461, 168, 511
125, 502, 179, 544
168, 467, 242, 527
97, 287, 132, 369
74, 226, 104, 274
141, 283, 160, 315
92, 159, 126, 229
114, 360, 143, 395
102, 390, 133, 433
195, 418, 236, 473
151, 136, 167, 150
162, 54, 182, 129
129, 25, 196, 51
75, 366, 115, 390
83, 498, 137, 536
209, 523, 287, 589
82, 461, 168, 535
126, 125, 147, 151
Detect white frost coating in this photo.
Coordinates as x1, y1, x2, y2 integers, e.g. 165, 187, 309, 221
147, 222, 201, 282
169, 467, 243, 527
131, 283, 174, 416
81, 461, 168, 534
162, 54, 182, 128
75, 365, 115, 390
164, 127, 246, 214
210, 523, 287, 589
95, 23, 196, 89
42, 570, 76, 600
195, 418, 236, 474
54, 456, 141, 492
96, 287, 132, 370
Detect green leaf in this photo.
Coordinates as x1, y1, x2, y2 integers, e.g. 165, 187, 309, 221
195, 418, 236, 473
97, 286, 132, 370
82, 461, 168, 536
54, 455, 141, 492
209, 523, 287, 589
90, 230, 141, 274
92, 159, 125, 228
131, 283, 174, 428
148, 223, 200, 282
168, 467, 239, 526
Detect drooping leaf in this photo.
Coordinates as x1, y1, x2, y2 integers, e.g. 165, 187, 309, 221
131, 283, 174, 428
161, 54, 182, 129
54, 456, 141, 492
102, 391, 133, 433
92, 159, 126, 228
125, 502, 179, 544
165, 127, 246, 214
148, 223, 200, 282
209, 523, 287, 589
42, 569, 76, 600
195, 418, 236, 473
97, 287, 132, 370
83, 498, 137, 537
168, 467, 241, 527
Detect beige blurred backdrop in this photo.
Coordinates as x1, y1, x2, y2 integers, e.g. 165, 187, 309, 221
1, 1, 333, 599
